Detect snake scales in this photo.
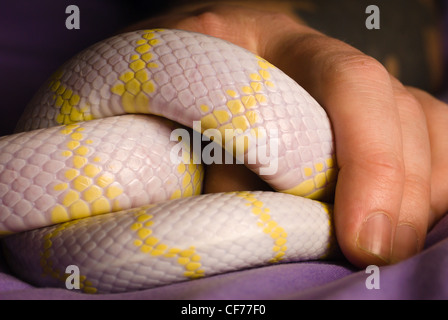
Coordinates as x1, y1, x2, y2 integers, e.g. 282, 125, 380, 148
0, 29, 338, 294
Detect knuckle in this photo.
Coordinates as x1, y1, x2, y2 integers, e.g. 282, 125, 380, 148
176, 6, 260, 52
338, 54, 387, 76
326, 53, 390, 86
175, 9, 226, 36
193, 10, 224, 32
161, 5, 230, 37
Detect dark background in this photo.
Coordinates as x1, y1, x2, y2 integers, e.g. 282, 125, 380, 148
0, 0, 446, 136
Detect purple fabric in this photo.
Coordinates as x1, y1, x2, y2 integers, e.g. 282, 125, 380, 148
1, 215, 448, 300
1, 1, 448, 300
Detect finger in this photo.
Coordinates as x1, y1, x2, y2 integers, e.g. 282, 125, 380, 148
262, 29, 406, 267
389, 80, 431, 263
317, 52, 404, 267
407, 87, 448, 226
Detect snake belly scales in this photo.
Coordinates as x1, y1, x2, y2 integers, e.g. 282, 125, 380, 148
0, 29, 339, 294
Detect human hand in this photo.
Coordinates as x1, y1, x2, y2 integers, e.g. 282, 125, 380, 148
127, 3, 448, 267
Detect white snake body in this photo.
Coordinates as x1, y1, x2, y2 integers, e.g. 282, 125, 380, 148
0, 29, 337, 293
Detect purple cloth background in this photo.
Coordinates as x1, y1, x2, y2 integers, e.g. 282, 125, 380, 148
1, 1, 448, 299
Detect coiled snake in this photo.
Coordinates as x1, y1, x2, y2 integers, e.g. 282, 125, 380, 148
0, 29, 338, 293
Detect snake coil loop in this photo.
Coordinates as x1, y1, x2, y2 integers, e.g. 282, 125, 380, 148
0, 29, 337, 293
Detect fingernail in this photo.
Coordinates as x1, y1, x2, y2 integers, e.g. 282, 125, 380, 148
391, 224, 419, 263
357, 212, 392, 262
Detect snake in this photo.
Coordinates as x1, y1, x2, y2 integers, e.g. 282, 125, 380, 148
0, 29, 339, 294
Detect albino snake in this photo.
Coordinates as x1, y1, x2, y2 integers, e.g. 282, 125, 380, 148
0, 29, 338, 294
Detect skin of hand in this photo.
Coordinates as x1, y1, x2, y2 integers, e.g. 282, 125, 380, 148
126, 2, 448, 268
